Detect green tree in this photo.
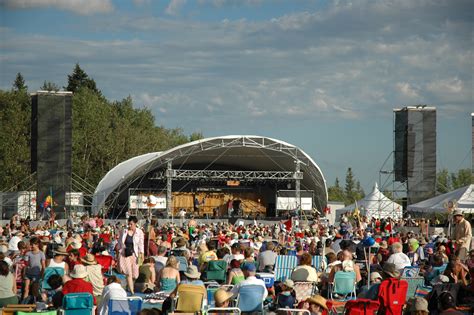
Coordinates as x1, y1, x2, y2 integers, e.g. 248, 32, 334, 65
41, 81, 60, 92
345, 167, 356, 205
327, 177, 345, 202
66, 63, 100, 94
12, 73, 27, 92
437, 169, 451, 193
451, 168, 473, 189
0, 89, 31, 190
355, 180, 365, 200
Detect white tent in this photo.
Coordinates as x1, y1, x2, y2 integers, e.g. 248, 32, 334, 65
336, 183, 403, 220
407, 184, 474, 213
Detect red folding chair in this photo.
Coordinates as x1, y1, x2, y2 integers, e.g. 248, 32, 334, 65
95, 254, 113, 274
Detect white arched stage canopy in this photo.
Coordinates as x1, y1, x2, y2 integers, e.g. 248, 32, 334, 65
92, 135, 328, 216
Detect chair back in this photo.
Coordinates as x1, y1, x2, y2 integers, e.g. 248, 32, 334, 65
41, 267, 65, 290
206, 260, 228, 282
344, 299, 380, 315
155, 261, 165, 274
401, 276, 425, 301
95, 254, 113, 274
275, 255, 298, 281
2, 305, 36, 315
176, 256, 188, 272
333, 271, 356, 296
175, 284, 206, 312
17, 312, 58, 315
277, 308, 311, 315
237, 285, 265, 312
207, 284, 220, 308
293, 281, 317, 302
311, 255, 327, 272
108, 297, 143, 315
62, 292, 94, 315
207, 307, 241, 314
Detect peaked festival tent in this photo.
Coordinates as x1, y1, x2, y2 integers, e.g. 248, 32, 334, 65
336, 183, 403, 220
407, 184, 474, 214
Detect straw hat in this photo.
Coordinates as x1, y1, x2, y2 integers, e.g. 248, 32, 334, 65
184, 265, 201, 279
81, 253, 97, 265
53, 246, 68, 256
214, 289, 234, 305
283, 279, 294, 289
412, 297, 428, 312
306, 295, 328, 310
70, 264, 88, 279
71, 239, 82, 249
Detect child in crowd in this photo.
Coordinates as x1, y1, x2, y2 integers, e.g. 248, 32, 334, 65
22, 237, 46, 301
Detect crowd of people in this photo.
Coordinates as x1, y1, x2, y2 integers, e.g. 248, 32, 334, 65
0, 209, 472, 315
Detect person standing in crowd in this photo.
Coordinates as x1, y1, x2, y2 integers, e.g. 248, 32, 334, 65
0, 261, 17, 307
117, 216, 144, 294
452, 210, 472, 261
22, 237, 46, 301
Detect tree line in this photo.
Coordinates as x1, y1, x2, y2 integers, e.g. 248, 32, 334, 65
0, 64, 202, 191
327, 167, 473, 205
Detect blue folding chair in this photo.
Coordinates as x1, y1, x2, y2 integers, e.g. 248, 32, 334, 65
207, 284, 220, 308
108, 296, 143, 315
41, 267, 65, 290
63, 292, 94, 315
311, 255, 327, 272
275, 255, 298, 282
329, 271, 356, 301
237, 285, 266, 313
176, 256, 188, 272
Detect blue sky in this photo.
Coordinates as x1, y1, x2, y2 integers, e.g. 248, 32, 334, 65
0, 0, 473, 193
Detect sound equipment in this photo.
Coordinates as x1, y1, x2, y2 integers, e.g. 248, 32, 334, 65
394, 106, 436, 204
31, 91, 73, 219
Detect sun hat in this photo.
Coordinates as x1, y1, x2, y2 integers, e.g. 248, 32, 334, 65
412, 297, 428, 312
382, 263, 400, 278
184, 265, 201, 279
81, 253, 97, 265
70, 264, 88, 279
71, 239, 82, 249
453, 209, 463, 216
214, 288, 234, 305
53, 246, 68, 256
306, 295, 328, 310
370, 272, 383, 282
283, 279, 294, 289
0, 245, 8, 254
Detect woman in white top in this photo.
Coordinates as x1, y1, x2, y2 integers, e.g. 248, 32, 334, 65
46, 246, 69, 275
98, 276, 127, 315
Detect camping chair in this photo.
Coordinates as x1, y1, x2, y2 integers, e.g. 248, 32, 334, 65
41, 267, 65, 290
311, 256, 327, 272
1, 304, 36, 315
205, 260, 228, 283
276, 308, 310, 315
17, 312, 58, 315
236, 285, 266, 313
207, 283, 221, 308
343, 299, 379, 315
207, 307, 241, 314
173, 284, 207, 313
293, 281, 318, 303
95, 254, 113, 274
176, 256, 188, 272
329, 271, 356, 301
108, 296, 143, 315
401, 276, 425, 301
62, 292, 94, 315
275, 255, 299, 282
155, 261, 165, 275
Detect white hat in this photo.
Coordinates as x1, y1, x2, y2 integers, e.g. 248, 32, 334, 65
71, 239, 82, 249
370, 272, 383, 282
0, 245, 8, 254
70, 264, 88, 279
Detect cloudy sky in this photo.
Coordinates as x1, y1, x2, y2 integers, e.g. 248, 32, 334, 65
0, 0, 472, 192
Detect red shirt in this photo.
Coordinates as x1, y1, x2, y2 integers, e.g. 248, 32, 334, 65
62, 278, 96, 304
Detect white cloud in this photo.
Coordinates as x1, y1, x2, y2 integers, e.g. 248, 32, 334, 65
427, 77, 464, 94
0, 0, 114, 15
396, 82, 420, 98
165, 0, 186, 16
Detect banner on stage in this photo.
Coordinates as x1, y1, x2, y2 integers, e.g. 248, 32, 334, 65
129, 194, 166, 209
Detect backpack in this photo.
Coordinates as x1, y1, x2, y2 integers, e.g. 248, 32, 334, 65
427, 283, 460, 314
344, 299, 380, 315
377, 278, 408, 315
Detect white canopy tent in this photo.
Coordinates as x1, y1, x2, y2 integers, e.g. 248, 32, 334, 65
336, 183, 403, 220
407, 184, 474, 214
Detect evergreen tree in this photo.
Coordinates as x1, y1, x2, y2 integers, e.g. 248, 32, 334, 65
345, 167, 356, 204
12, 73, 27, 92
436, 169, 451, 193
41, 81, 60, 92
66, 63, 100, 94
451, 169, 473, 189
328, 177, 345, 202
355, 180, 365, 200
